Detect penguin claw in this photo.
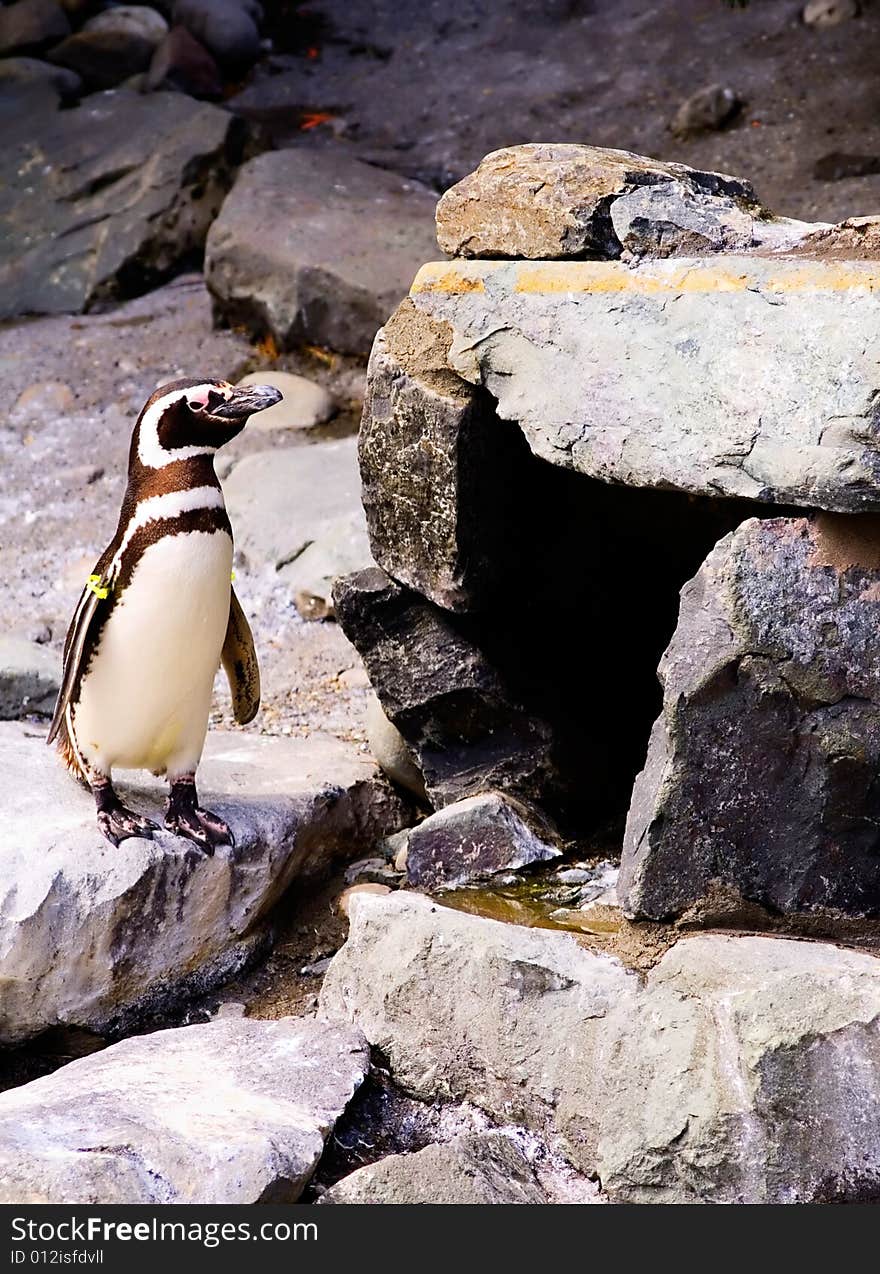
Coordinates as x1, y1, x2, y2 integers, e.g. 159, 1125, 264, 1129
97, 806, 158, 848
164, 807, 234, 855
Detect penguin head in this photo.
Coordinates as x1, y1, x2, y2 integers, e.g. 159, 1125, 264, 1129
135, 378, 284, 468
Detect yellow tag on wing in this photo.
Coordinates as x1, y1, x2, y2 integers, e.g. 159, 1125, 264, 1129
87, 574, 110, 600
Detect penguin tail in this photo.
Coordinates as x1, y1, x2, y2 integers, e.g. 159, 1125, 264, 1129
54, 716, 89, 787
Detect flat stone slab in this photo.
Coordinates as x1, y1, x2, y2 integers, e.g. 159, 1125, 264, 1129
0, 720, 396, 1044
0, 1016, 368, 1204
408, 256, 880, 513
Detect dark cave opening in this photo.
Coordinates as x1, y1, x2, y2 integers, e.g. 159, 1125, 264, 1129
452, 413, 805, 838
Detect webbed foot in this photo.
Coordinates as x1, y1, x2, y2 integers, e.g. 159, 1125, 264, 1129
165, 777, 234, 854
93, 782, 158, 848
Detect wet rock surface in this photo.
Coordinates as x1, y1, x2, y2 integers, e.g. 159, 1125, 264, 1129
0, 91, 253, 319
621, 514, 880, 924
0, 1016, 368, 1203
0, 720, 401, 1045
205, 150, 438, 355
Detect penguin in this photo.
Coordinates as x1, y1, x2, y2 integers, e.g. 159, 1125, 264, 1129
47, 377, 282, 852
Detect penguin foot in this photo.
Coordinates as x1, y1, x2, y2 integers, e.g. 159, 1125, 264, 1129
165, 778, 234, 855
93, 783, 158, 848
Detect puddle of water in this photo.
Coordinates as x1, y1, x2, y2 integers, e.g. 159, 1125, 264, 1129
432, 859, 623, 937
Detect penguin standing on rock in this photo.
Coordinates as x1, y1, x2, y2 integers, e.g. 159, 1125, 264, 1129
48, 377, 282, 851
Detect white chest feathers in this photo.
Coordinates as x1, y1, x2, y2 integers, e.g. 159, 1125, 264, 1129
72, 528, 233, 778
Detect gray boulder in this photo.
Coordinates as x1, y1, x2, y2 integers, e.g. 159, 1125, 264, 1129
320, 890, 635, 1141
205, 151, 439, 356
48, 28, 155, 88
597, 934, 880, 1203
223, 437, 374, 616
320, 891, 880, 1203
83, 6, 169, 45
621, 514, 880, 924
404, 791, 561, 890
0, 0, 69, 55
0, 634, 59, 718
0, 1017, 367, 1204
405, 253, 880, 513
333, 568, 556, 808
319, 1132, 547, 1205
434, 143, 795, 260
172, 0, 261, 68
0, 719, 402, 1044
0, 91, 252, 320
0, 55, 80, 100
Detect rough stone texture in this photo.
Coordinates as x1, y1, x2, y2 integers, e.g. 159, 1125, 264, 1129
205, 150, 439, 356
0, 720, 402, 1044
405, 791, 561, 890
333, 568, 556, 808
319, 890, 636, 1148
47, 28, 155, 88
406, 255, 880, 513
358, 301, 517, 612
621, 514, 880, 923
435, 143, 774, 259
598, 935, 880, 1203
320, 891, 880, 1202
0, 0, 69, 55
224, 437, 373, 614
319, 1132, 547, 1205
236, 371, 335, 432
0, 91, 252, 320
0, 635, 59, 718
0, 1017, 368, 1204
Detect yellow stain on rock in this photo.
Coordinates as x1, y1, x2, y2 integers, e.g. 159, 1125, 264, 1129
410, 258, 880, 297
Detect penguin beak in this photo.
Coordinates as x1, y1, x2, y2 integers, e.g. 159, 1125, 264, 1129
212, 384, 283, 420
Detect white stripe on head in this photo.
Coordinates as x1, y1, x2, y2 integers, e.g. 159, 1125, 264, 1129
137, 387, 219, 470
112, 486, 226, 575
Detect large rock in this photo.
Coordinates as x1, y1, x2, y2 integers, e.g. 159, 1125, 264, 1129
205, 151, 439, 356
319, 1132, 547, 1205
0, 720, 402, 1044
0, 91, 252, 320
48, 28, 155, 88
333, 568, 556, 808
404, 791, 561, 890
404, 254, 880, 514
0, 0, 69, 55
0, 55, 80, 101
320, 890, 635, 1143
0, 1017, 367, 1204
621, 514, 880, 924
223, 437, 373, 615
434, 143, 809, 260
597, 935, 880, 1203
320, 891, 880, 1202
0, 635, 59, 718
172, 0, 261, 68
82, 5, 169, 45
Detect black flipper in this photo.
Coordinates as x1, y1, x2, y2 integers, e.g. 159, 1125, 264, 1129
221, 585, 260, 725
